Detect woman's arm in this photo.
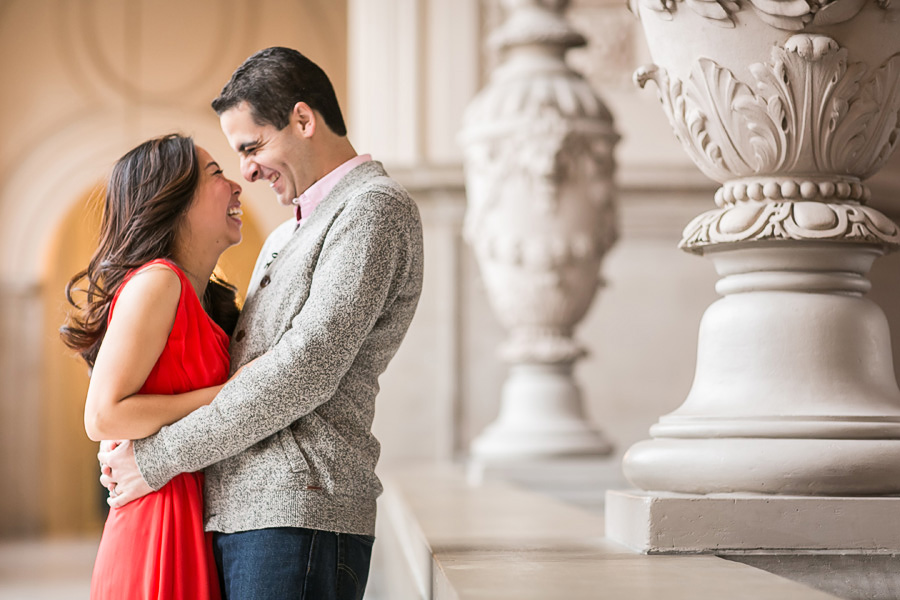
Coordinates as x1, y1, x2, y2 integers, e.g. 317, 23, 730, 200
84, 266, 224, 442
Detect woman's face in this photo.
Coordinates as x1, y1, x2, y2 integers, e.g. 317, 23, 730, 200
178, 146, 244, 259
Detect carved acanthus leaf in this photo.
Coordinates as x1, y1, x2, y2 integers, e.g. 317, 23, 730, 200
843, 53, 900, 177
637, 35, 900, 186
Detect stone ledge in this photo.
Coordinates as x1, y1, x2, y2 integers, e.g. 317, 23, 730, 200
606, 489, 900, 554
371, 464, 838, 599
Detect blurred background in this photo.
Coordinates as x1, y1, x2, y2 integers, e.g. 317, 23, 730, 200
2, 0, 900, 596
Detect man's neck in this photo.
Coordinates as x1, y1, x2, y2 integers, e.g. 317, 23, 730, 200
314, 137, 357, 181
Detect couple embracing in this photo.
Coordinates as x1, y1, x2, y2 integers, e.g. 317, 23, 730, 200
61, 47, 424, 600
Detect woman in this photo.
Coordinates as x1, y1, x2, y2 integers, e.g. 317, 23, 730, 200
61, 133, 245, 599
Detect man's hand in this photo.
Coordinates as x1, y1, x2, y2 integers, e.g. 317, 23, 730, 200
97, 440, 153, 509
98, 440, 119, 494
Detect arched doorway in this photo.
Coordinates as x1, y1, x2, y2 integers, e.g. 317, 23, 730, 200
40, 182, 265, 536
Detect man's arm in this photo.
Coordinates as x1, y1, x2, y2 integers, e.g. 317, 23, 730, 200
133, 191, 417, 490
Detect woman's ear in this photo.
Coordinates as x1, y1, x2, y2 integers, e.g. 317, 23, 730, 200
292, 102, 316, 138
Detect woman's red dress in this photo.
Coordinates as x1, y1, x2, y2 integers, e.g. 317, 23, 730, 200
90, 259, 229, 600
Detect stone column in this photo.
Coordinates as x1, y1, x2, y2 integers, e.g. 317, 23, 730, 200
0, 282, 44, 536
460, 0, 619, 461
606, 0, 900, 552
348, 0, 480, 167
346, 0, 482, 461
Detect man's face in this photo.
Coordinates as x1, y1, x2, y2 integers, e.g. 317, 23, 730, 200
219, 102, 311, 206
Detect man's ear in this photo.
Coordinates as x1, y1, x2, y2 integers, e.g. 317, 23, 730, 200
292, 102, 316, 138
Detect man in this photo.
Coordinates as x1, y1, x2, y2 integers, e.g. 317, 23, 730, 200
100, 46, 424, 600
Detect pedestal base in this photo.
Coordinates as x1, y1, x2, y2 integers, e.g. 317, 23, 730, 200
470, 363, 613, 460
605, 489, 900, 554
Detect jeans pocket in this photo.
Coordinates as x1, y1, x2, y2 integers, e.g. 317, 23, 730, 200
277, 428, 309, 473
337, 533, 375, 600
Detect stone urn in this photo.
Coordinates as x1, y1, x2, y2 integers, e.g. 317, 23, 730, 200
460, 0, 619, 459
623, 0, 900, 494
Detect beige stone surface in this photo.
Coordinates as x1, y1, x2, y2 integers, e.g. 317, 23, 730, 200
0, 538, 98, 600
387, 469, 606, 547
435, 550, 839, 600
375, 465, 839, 599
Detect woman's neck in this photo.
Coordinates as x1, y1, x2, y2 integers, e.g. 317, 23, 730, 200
171, 252, 216, 302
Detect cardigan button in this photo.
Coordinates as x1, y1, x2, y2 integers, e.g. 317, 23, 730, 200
259, 275, 271, 288
234, 330, 246, 342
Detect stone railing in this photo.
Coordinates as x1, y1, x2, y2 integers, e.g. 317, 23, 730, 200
367, 464, 839, 599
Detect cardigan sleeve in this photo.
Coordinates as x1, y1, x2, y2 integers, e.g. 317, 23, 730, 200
133, 190, 416, 489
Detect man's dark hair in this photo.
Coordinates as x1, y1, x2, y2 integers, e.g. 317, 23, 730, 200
212, 46, 347, 136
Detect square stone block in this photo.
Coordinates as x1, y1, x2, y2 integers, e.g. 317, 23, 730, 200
606, 489, 900, 554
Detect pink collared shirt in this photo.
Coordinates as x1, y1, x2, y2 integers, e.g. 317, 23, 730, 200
293, 154, 372, 223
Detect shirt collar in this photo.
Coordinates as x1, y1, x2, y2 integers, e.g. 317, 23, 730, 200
293, 154, 372, 222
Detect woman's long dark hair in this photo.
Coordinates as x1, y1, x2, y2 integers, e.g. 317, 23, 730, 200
61, 134, 240, 368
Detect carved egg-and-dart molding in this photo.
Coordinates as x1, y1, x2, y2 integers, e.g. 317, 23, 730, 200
630, 0, 893, 30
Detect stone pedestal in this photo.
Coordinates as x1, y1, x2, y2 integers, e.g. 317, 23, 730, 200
470, 364, 613, 460
623, 243, 900, 496
605, 0, 900, 553
607, 490, 900, 554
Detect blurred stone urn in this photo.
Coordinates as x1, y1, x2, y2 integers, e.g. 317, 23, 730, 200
460, 0, 619, 459
624, 0, 900, 493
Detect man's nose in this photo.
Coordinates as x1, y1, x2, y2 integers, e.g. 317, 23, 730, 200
240, 156, 260, 183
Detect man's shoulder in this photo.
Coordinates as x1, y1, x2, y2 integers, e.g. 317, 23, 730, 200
344, 168, 419, 226
340, 161, 413, 205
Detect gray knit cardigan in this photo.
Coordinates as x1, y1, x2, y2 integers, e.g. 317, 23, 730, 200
134, 160, 424, 536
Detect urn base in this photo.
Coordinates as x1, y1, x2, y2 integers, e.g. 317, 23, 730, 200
470, 363, 613, 459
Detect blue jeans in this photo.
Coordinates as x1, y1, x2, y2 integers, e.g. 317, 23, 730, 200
213, 527, 375, 600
